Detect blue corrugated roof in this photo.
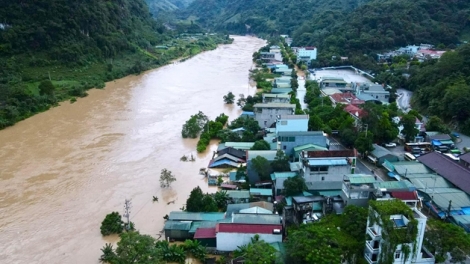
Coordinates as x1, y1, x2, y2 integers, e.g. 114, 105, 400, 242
241, 111, 255, 116
308, 159, 348, 166
209, 159, 239, 168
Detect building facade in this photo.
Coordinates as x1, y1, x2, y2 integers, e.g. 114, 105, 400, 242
299, 150, 357, 191
253, 103, 296, 128
216, 223, 283, 251
364, 199, 434, 264
275, 115, 309, 133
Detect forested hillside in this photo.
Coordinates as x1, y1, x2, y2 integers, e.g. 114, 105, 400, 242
178, 0, 370, 35
0, 0, 229, 129
410, 44, 470, 132
146, 0, 194, 17
293, 0, 470, 65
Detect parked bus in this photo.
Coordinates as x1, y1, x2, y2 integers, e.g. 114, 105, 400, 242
404, 142, 431, 152
444, 153, 460, 161
404, 152, 416, 161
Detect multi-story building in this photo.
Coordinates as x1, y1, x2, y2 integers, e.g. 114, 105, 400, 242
356, 83, 390, 104
364, 199, 434, 264
253, 103, 295, 128
277, 131, 327, 158
275, 115, 309, 133
294, 47, 317, 63
299, 149, 357, 191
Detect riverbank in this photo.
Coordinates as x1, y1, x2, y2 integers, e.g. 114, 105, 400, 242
0, 34, 232, 130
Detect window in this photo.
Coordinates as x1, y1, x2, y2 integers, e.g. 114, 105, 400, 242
288, 137, 295, 142
395, 251, 401, 259
283, 145, 286, 150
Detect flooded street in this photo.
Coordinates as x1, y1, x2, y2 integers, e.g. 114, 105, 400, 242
0, 36, 266, 264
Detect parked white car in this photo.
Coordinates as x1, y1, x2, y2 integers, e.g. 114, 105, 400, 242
384, 142, 397, 148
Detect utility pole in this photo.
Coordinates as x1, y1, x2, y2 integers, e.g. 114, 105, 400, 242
123, 199, 132, 231
447, 200, 452, 219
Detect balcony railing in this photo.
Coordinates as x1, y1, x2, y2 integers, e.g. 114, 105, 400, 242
367, 227, 381, 240
365, 240, 379, 253
364, 254, 378, 264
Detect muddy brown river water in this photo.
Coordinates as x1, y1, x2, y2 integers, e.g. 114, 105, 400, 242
0, 36, 266, 264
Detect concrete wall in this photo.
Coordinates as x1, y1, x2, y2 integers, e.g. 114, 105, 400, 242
276, 119, 308, 133
216, 232, 282, 251
362, 91, 389, 103
255, 108, 294, 128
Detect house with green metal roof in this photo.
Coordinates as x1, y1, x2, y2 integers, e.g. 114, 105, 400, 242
218, 142, 255, 151
232, 213, 281, 225
369, 144, 399, 165
250, 188, 273, 202
168, 212, 226, 221
292, 144, 328, 161
226, 190, 250, 203
164, 220, 192, 240
270, 88, 293, 94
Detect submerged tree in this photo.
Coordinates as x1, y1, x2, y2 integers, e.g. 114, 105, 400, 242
223, 91, 235, 104
159, 168, 176, 188
100, 212, 124, 236
181, 111, 208, 138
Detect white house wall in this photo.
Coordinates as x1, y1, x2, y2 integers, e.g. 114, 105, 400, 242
216, 233, 282, 251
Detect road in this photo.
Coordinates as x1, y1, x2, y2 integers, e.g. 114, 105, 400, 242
396, 88, 412, 112
296, 76, 307, 110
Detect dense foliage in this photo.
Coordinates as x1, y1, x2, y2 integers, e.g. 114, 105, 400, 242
283, 176, 307, 196
99, 232, 207, 264
181, 111, 209, 138
233, 235, 278, 264
290, 0, 470, 73
178, 0, 369, 36
410, 44, 470, 133
146, 0, 194, 16
424, 219, 470, 263
185, 186, 228, 212
286, 205, 367, 264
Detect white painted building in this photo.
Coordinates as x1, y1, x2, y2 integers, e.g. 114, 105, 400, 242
295, 47, 317, 62
365, 199, 434, 264
216, 223, 283, 251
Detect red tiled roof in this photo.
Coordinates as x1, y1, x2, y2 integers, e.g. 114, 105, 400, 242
391, 191, 418, 201
194, 228, 216, 239
216, 223, 282, 234
305, 149, 357, 158
330, 93, 365, 105
344, 104, 366, 118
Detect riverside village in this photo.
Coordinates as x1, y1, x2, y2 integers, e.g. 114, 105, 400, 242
100, 35, 470, 264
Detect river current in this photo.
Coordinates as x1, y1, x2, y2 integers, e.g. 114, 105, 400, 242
0, 36, 266, 264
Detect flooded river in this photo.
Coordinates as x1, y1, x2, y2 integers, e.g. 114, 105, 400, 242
0, 36, 266, 264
